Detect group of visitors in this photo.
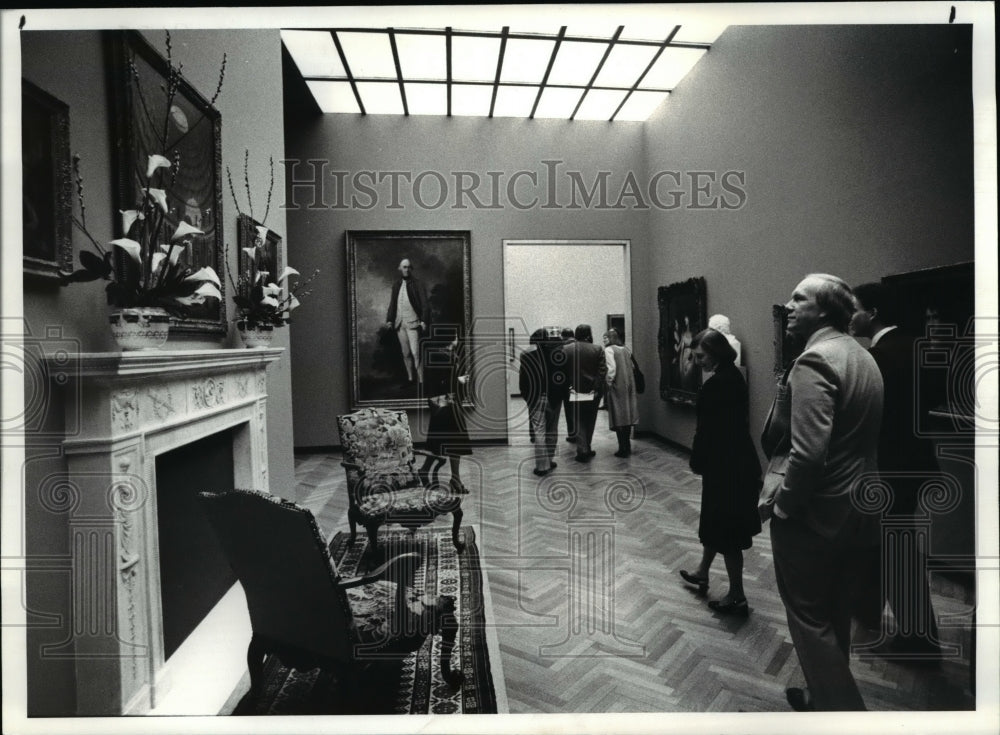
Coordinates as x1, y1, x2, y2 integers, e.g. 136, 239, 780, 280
519, 324, 640, 477
680, 273, 940, 712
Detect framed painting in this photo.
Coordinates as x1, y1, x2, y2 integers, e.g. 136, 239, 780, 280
657, 277, 707, 405
22, 79, 73, 282
881, 261, 975, 432
771, 304, 805, 377
346, 230, 472, 409
109, 30, 226, 334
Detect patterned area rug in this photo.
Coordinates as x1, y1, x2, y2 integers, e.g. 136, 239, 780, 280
233, 526, 498, 715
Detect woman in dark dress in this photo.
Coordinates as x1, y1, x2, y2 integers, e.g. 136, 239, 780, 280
679, 328, 762, 615
419, 327, 472, 493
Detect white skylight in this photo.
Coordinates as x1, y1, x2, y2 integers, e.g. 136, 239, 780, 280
281, 11, 724, 122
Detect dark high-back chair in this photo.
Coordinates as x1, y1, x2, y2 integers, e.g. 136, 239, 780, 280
198, 489, 461, 705
337, 407, 465, 553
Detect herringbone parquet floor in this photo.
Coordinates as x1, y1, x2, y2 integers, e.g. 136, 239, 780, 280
293, 405, 976, 713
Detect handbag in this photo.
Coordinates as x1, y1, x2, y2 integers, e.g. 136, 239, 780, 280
630, 353, 646, 394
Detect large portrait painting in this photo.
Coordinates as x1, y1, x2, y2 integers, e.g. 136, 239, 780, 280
22, 79, 73, 281
346, 230, 472, 409
110, 30, 226, 334
657, 277, 707, 404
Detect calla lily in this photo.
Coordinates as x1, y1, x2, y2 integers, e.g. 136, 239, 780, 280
146, 154, 172, 179
241, 248, 257, 261
262, 283, 282, 298
171, 221, 204, 241
145, 188, 169, 213
120, 210, 141, 234
110, 238, 143, 264
159, 243, 184, 265
184, 266, 222, 287
255, 225, 270, 245
259, 296, 280, 309
277, 266, 300, 282
151, 252, 166, 276
194, 281, 223, 300
255, 270, 271, 284
287, 295, 301, 311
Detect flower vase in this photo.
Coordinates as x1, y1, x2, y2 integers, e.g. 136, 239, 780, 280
237, 320, 275, 349
109, 307, 171, 351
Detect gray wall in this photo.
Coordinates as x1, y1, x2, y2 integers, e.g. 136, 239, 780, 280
284, 114, 649, 447
640, 24, 974, 446
20, 28, 293, 715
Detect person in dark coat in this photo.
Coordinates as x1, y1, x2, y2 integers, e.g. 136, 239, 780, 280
419, 326, 471, 493
679, 328, 762, 615
519, 328, 567, 476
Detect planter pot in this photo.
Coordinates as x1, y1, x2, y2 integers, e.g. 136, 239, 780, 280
237, 321, 275, 349
109, 307, 171, 351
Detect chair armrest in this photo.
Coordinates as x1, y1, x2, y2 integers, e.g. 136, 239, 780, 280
337, 552, 421, 589
340, 461, 363, 472
413, 448, 446, 461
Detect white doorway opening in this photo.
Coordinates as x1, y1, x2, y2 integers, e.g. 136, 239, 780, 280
501, 239, 632, 441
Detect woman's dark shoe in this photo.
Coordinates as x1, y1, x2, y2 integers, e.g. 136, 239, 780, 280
613, 450, 631, 458
679, 570, 709, 592
533, 466, 553, 477
449, 478, 470, 494
708, 597, 749, 616
785, 687, 814, 711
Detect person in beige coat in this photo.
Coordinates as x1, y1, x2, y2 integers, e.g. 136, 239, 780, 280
602, 329, 639, 457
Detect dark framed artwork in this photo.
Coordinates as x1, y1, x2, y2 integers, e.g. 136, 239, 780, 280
109, 30, 226, 334
881, 261, 975, 432
346, 230, 472, 409
22, 79, 73, 281
237, 213, 283, 294
656, 277, 707, 404
772, 304, 805, 377
606, 314, 626, 344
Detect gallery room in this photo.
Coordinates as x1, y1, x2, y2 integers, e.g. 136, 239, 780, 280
2, 3, 996, 732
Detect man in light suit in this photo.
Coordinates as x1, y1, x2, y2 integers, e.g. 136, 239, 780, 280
560, 324, 607, 462
384, 258, 429, 385
760, 274, 884, 711
850, 282, 941, 657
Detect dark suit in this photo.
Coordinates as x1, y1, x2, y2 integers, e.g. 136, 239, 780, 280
866, 327, 940, 647
385, 277, 429, 382
385, 277, 429, 326
560, 340, 607, 456
769, 327, 883, 710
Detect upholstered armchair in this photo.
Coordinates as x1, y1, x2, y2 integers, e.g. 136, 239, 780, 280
337, 407, 465, 553
198, 489, 462, 706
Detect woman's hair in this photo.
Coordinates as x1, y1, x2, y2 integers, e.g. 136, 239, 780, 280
603, 329, 622, 346
691, 327, 737, 365
529, 327, 549, 346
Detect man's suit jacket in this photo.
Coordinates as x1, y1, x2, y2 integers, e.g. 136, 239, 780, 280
560, 340, 607, 395
385, 277, 429, 327
774, 326, 884, 540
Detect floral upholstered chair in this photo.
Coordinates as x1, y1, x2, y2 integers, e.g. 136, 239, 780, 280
198, 489, 461, 709
337, 408, 465, 554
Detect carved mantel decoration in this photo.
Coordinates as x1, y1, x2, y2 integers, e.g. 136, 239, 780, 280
50, 348, 282, 715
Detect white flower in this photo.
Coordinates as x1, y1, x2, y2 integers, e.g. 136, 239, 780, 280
287, 294, 301, 311
259, 296, 280, 308
262, 283, 282, 298
146, 154, 172, 179
145, 188, 169, 213
255, 225, 270, 245
120, 210, 140, 234
171, 221, 204, 241
159, 243, 184, 265
184, 266, 221, 287
110, 238, 143, 263
276, 266, 300, 282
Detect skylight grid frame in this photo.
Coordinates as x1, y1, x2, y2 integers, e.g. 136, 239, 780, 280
286, 26, 714, 119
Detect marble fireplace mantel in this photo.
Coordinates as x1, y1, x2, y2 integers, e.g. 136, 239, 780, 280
50, 348, 283, 715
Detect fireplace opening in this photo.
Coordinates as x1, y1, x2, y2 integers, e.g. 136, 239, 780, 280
155, 428, 237, 660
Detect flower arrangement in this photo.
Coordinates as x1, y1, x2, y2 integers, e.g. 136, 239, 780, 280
61, 32, 225, 316
225, 152, 319, 329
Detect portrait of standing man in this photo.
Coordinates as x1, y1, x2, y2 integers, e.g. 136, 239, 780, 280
385, 258, 429, 386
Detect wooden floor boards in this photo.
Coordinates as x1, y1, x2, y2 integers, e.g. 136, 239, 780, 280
292, 407, 976, 713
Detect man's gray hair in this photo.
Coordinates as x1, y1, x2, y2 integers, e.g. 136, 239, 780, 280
806, 273, 858, 332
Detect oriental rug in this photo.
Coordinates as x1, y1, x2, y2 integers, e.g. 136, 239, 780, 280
232, 525, 499, 715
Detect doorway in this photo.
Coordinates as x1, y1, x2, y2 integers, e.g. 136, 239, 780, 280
501, 240, 632, 441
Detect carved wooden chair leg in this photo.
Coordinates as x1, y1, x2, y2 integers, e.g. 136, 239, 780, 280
437, 596, 463, 688
364, 523, 381, 555
348, 506, 360, 545
451, 508, 465, 552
